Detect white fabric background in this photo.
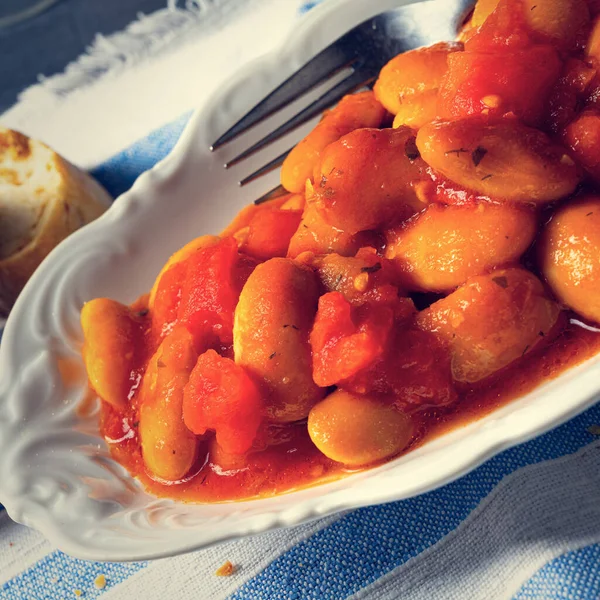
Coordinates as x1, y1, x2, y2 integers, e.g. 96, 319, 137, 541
1, 0, 304, 169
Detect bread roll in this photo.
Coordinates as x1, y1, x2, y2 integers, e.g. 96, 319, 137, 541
0, 129, 111, 316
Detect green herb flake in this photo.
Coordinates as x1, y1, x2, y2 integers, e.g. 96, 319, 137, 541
492, 276, 509, 289
472, 146, 488, 167
405, 138, 420, 162
361, 263, 382, 274
444, 147, 469, 157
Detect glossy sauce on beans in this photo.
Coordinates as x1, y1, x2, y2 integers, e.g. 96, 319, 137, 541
98, 307, 599, 502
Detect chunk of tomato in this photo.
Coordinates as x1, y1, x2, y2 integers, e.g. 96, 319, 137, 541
438, 46, 561, 126
182, 349, 262, 455
344, 326, 457, 411
464, 0, 532, 52
563, 109, 600, 183
177, 237, 254, 345
242, 206, 303, 260
310, 292, 394, 387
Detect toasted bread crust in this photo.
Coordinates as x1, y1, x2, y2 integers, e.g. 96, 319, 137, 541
0, 129, 111, 316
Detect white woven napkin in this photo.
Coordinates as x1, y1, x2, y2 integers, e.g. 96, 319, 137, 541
0, 0, 305, 168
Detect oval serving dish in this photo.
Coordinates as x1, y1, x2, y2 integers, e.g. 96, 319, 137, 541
1, 0, 600, 561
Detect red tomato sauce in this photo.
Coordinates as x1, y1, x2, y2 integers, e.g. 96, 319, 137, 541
98, 308, 599, 503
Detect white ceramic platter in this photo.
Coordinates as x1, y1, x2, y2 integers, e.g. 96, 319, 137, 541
1, 0, 600, 562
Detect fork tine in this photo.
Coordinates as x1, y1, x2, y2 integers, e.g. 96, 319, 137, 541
239, 148, 292, 187
211, 45, 355, 151
224, 69, 373, 169
254, 184, 288, 205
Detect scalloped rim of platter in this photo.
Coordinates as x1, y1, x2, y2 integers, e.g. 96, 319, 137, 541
1, 0, 600, 561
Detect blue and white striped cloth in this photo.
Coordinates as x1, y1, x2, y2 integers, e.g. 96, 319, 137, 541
2, 1, 600, 598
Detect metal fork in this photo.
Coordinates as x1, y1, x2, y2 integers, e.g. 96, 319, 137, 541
211, 0, 474, 204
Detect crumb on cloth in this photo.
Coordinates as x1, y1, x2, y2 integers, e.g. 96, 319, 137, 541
94, 574, 107, 589
215, 560, 236, 577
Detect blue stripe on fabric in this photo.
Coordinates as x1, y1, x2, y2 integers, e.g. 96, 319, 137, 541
229, 402, 600, 600
0, 551, 147, 600
90, 111, 192, 200
514, 544, 600, 600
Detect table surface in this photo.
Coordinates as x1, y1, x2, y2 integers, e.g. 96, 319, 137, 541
0, 0, 166, 114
